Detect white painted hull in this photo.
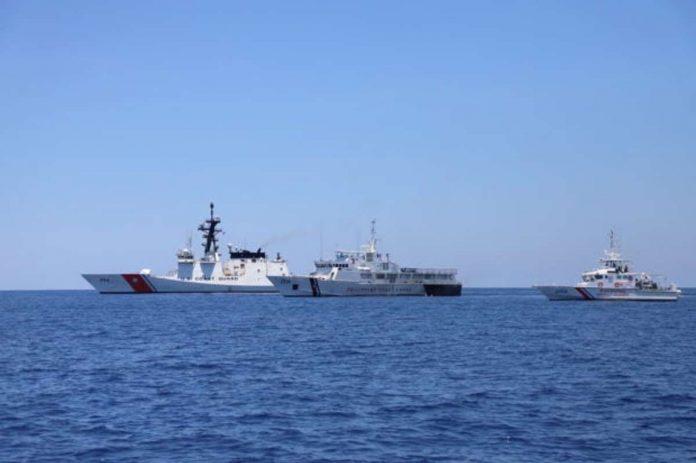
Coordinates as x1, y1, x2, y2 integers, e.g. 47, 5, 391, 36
82, 273, 277, 294
268, 276, 462, 297
535, 285, 680, 302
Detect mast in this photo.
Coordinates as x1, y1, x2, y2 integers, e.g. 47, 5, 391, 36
198, 202, 222, 257
609, 229, 616, 251
603, 228, 627, 269
369, 219, 377, 252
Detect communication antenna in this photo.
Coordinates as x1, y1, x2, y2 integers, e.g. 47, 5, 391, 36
609, 229, 617, 250
369, 219, 377, 251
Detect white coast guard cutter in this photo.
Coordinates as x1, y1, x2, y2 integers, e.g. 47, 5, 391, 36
269, 221, 462, 297
82, 203, 290, 293
535, 231, 681, 301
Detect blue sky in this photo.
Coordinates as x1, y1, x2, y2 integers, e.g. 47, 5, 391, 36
1, 1, 695, 289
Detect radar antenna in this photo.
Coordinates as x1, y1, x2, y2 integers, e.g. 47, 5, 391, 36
198, 202, 222, 256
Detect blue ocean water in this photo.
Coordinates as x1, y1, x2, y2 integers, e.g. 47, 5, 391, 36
1, 289, 695, 462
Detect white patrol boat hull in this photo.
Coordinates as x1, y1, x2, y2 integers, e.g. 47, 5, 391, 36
82, 273, 277, 294
269, 276, 462, 297
535, 285, 680, 302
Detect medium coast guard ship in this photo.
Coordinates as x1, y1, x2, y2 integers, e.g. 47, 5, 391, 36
269, 221, 462, 297
535, 231, 681, 301
83, 203, 289, 293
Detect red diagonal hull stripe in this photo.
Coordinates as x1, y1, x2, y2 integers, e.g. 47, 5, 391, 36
576, 287, 591, 300
122, 274, 154, 293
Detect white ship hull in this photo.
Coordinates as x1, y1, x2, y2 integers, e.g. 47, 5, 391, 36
82, 273, 277, 294
269, 276, 462, 297
535, 285, 680, 302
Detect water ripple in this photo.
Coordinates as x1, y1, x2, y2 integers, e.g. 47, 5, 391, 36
0, 289, 695, 462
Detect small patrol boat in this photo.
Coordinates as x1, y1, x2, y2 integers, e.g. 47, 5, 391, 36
83, 203, 290, 293
535, 231, 681, 301
268, 221, 462, 297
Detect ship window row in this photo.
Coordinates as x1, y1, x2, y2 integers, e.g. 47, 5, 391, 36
316, 263, 350, 269
584, 274, 635, 282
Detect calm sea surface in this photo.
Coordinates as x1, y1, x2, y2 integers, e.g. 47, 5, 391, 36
1, 289, 695, 462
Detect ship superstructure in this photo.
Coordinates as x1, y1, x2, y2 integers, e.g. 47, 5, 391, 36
83, 203, 289, 293
269, 221, 462, 297
535, 231, 681, 301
